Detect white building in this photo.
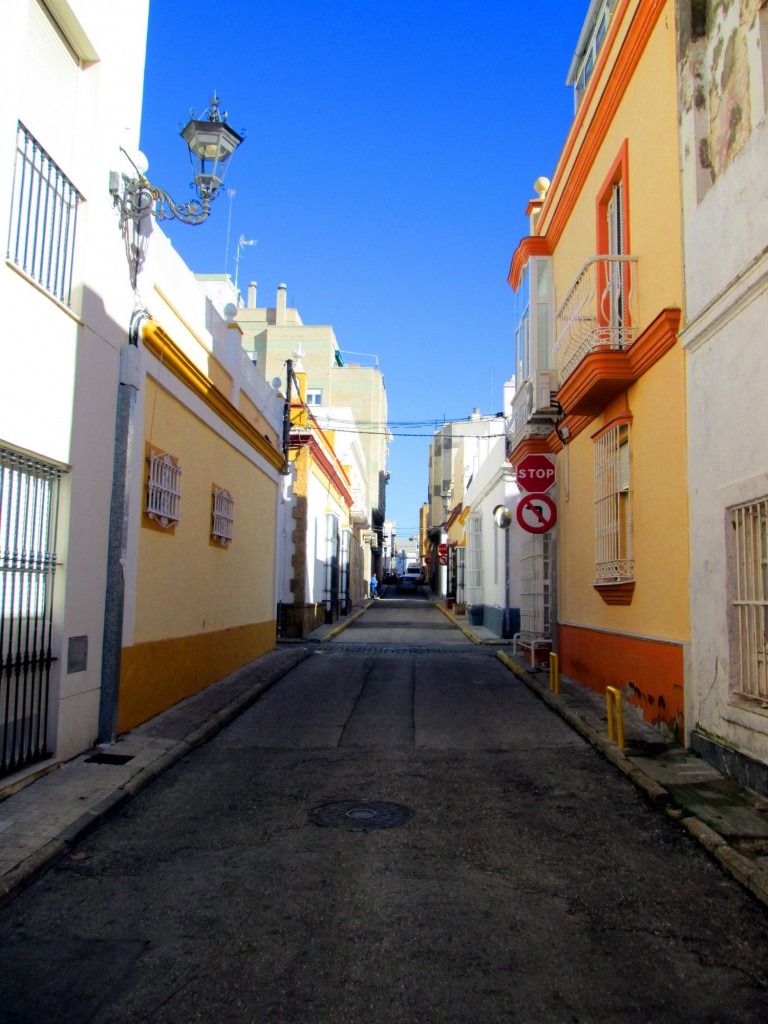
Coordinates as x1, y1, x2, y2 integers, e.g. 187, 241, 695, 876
678, 5, 768, 793
462, 436, 523, 638
0, 0, 150, 775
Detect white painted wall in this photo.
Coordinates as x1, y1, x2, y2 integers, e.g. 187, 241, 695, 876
680, 14, 768, 765
463, 437, 523, 636
0, 0, 150, 763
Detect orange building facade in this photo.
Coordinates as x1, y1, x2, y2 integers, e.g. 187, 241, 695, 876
507, 0, 688, 738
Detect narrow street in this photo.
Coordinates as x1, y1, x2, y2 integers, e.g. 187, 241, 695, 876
1, 596, 766, 1024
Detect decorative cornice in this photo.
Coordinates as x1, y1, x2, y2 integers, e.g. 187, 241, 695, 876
142, 323, 285, 472
627, 307, 681, 376
594, 580, 636, 605
508, 236, 551, 290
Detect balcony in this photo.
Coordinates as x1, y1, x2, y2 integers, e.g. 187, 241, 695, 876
554, 255, 639, 416
507, 377, 558, 461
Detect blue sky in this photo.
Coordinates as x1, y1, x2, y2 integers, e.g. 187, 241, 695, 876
140, 1, 587, 536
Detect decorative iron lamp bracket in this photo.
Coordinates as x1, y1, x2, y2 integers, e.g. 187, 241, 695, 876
110, 92, 244, 227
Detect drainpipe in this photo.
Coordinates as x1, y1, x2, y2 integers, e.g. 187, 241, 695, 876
98, 309, 147, 743
282, 358, 293, 474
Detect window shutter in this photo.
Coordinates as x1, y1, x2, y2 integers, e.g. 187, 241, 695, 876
23, 2, 80, 161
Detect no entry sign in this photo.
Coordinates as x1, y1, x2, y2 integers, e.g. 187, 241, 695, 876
516, 493, 557, 534
516, 453, 556, 493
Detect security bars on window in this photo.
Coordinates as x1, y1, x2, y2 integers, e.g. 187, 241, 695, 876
594, 423, 633, 582
211, 487, 234, 545
520, 534, 552, 641
731, 498, 768, 704
0, 446, 63, 775
146, 450, 181, 528
7, 123, 83, 307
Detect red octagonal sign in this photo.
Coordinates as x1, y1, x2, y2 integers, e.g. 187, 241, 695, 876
516, 453, 556, 493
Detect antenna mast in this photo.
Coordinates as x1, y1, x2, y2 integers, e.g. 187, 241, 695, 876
233, 234, 258, 292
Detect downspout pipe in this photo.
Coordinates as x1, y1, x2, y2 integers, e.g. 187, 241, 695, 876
282, 358, 293, 474
98, 309, 148, 743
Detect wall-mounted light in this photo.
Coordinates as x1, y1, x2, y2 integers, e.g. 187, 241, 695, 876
110, 93, 244, 227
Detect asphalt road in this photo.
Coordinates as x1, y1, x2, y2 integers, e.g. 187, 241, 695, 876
1, 595, 767, 1023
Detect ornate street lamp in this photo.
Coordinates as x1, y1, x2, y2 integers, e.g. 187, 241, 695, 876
111, 93, 244, 227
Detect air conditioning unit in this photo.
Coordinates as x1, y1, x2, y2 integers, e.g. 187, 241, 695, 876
533, 369, 559, 414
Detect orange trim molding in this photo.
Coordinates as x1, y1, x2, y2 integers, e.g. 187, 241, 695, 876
508, 435, 557, 467
508, 236, 551, 290
627, 307, 681, 376
594, 580, 635, 605
557, 307, 681, 417
539, 0, 666, 254
142, 323, 284, 472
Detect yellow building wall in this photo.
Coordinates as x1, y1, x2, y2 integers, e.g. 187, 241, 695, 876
547, 11, 683, 321
118, 377, 278, 733
557, 344, 689, 641
541, 2, 688, 736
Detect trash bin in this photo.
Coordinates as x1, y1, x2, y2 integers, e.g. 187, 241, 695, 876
468, 604, 484, 626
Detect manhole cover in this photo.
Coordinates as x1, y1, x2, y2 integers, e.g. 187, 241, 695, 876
309, 800, 414, 830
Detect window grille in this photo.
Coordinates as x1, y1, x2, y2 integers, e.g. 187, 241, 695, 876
1, 445, 63, 775
7, 123, 83, 307
146, 450, 181, 528
520, 534, 551, 639
211, 487, 234, 545
731, 498, 768, 704
466, 514, 483, 604
323, 514, 339, 614
594, 423, 633, 582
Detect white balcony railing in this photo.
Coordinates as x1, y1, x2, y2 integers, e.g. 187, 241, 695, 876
554, 255, 638, 385
507, 380, 533, 449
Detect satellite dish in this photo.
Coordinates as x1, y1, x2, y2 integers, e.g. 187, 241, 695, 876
493, 504, 513, 529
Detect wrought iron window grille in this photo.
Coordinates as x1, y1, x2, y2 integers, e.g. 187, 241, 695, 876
146, 449, 181, 528
7, 123, 83, 307
211, 487, 234, 545
730, 498, 768, 705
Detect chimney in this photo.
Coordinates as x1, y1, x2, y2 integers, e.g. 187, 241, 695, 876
276, 282, 287, 326
247, 281, 257, 308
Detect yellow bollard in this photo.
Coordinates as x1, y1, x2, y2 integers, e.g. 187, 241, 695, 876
605, 686, 625, 749
549, 652, 560, 694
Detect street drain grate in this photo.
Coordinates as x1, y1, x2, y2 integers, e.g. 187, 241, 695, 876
309, 800, 414, 831
84, 752, 135, 765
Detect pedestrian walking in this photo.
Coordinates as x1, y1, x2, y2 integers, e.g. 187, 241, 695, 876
370, 573, 379, 599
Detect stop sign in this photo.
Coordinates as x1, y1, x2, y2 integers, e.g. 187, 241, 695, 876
516, 453, 556, 493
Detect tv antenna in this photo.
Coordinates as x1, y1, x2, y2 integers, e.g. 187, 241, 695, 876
234, 234, 258, 292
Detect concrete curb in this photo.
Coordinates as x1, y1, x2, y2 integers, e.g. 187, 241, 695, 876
0, 647, 313, 911
321, 606, 368, 642
434, 601, 482, 644
494, 649, 768, 909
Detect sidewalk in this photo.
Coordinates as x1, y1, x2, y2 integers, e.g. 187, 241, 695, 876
436, 600, 768, 908
2, 597, 768, 912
